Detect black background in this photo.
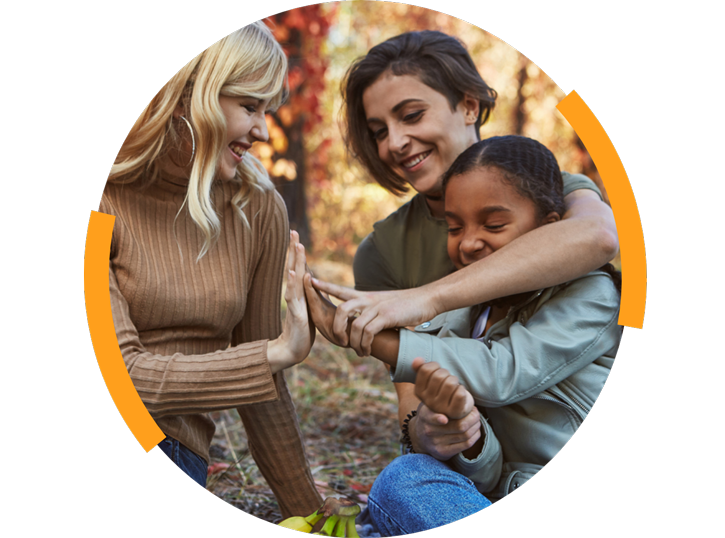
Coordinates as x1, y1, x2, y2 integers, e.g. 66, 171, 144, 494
83, 1, 647, 538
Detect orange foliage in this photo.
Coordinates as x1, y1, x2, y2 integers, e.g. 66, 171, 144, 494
261, 6, 339, 187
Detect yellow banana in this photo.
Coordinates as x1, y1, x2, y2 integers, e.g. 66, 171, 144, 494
278, 516, 313, 533
278, 497, 361, 536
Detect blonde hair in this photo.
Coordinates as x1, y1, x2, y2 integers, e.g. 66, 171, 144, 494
109, 21, 288, 258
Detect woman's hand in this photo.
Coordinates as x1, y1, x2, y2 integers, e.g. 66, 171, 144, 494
267, 231, 314, 374
310, 278, 441, 356
408, 357, 481, 460
409, 403, 481, 461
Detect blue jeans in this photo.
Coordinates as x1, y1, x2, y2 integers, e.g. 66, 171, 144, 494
158, 437, 208, 487
366, 454, 491, 536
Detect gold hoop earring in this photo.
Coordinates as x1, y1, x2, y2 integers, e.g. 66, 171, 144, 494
179, 115, 196, 167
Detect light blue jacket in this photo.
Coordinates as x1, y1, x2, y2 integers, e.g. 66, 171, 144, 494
391, 270, 622, 500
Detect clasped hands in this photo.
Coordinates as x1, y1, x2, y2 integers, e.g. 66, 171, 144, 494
303, 274, 482, 462
306, 277, 441, 357
408, 358, 483, 461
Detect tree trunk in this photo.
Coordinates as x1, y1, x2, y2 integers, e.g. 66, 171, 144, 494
274, 114, 311, 247
269, 20, 311, 247
514, 57, 528, 135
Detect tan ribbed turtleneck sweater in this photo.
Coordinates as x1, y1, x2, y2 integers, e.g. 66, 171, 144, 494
100, 176, 321, 517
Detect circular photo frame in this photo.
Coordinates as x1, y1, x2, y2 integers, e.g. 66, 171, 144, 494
85, 2, 645, 537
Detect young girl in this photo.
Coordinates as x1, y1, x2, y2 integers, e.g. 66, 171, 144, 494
305, 135, 621, 535
103, 22, 321, 516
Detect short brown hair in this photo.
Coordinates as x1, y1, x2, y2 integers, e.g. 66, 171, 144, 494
342, 30, 498, 195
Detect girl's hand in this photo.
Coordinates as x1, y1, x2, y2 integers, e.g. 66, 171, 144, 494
407, 357, 480, 461
267, 231, 314, 374
310, 279, 440, 357
412, 357, 474, 420
303, 273, 346, 347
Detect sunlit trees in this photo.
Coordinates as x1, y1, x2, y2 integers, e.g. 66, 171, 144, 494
261, 5, 339, 246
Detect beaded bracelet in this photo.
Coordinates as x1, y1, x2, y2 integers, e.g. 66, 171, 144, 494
400, 410, 418, 455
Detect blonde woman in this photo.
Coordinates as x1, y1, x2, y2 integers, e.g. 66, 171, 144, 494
101, 22, 321, 518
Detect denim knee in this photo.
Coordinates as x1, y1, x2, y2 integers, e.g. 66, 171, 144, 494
368, 454, 491, 535
372, 454, 443, 498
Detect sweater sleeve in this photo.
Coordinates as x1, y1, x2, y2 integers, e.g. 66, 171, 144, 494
102, 184, 283, 418
109, 260, 280, 418
231, 190, 323, 519
392, 273, 621, 407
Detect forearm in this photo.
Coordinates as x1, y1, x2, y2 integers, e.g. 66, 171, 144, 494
369, 328, 400, 368
394, 382, 421, 427
124, 341, 279, 416
427, 190, 618, 314
111, 264, 280, 416
266, 337, 295, 375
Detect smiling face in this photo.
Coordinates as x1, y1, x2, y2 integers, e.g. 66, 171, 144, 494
445, 166, 559, 269
362, 72, 479, 198
216, 94, 270, 181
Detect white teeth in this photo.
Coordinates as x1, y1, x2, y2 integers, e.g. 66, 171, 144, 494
403, 151, 431, 169
230, 145, 246, 157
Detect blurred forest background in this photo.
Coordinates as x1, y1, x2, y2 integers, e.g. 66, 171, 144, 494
206, 1, 614, 526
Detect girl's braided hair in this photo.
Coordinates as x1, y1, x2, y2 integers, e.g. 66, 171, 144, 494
442, 135, 621, 292
442, 135, 565, 219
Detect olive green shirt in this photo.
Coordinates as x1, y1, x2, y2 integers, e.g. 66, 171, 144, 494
353, 172, 602, 291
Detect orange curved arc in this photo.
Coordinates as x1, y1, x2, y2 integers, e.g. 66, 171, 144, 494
84, 210, 165, 451
557, 91, 647, 329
